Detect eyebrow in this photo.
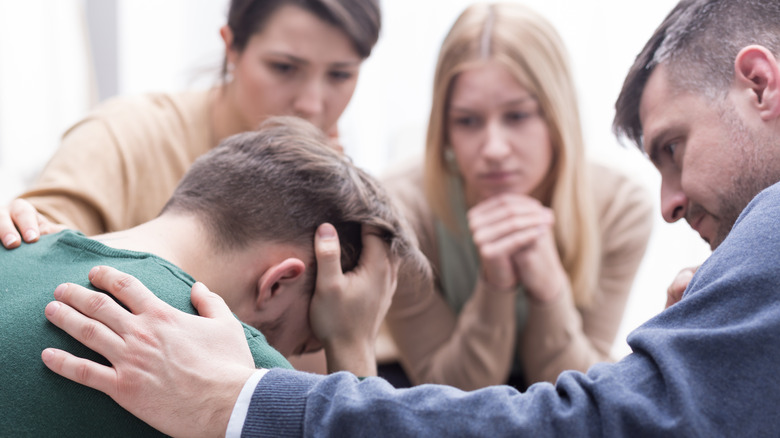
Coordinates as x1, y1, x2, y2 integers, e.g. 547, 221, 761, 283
644, 135, 660, 164
267, 51, 361, 68
449, 96, 537, 112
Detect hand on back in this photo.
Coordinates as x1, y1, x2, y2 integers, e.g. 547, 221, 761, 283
1, 198, 65, 248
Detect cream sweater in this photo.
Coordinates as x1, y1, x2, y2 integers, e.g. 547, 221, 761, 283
381, 161, 653, 390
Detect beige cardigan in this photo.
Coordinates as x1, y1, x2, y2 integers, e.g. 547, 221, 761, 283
381, 161, 653, 390
22, 90, 214, 235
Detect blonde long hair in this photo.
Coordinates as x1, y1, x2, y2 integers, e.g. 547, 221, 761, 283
423, 2, 599, 306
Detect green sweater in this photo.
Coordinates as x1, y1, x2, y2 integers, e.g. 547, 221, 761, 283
0, 230, 292, 436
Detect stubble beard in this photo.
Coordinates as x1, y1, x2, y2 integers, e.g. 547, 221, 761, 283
710, 106, 780, 249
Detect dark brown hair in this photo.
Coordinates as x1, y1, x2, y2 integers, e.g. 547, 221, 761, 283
613, 0, 780, 149
162, 116, 428, 287
222, 0, 381, 79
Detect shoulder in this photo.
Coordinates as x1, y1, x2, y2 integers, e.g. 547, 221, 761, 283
62, 89, 212, 152
586, 161, 654, 249
241, 323, 295, 370
380, 159, 437, 240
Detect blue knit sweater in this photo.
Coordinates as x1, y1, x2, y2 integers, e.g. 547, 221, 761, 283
242, 181, 780, 437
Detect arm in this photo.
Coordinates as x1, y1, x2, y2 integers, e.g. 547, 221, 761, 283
40, 183, 780, 437
20, 118, 131, 235
381, 168, 518, 389
520, 173, 654, 383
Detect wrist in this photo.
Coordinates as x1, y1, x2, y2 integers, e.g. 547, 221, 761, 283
323, 338, 377, 376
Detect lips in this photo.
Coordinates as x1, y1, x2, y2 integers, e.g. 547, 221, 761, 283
479, 170, 517, 183
688, 213, 712, 246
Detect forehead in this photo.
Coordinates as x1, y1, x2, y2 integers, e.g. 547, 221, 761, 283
638, 65, 705, 155
450, 61, 532, 105
250, 5, 360, 62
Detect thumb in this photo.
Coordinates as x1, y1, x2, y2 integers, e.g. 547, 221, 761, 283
314, 223, 343, 291
190, 281, 233, 319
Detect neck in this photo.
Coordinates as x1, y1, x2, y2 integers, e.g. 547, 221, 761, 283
92, 214, 253, 294
209, 85, 252, 145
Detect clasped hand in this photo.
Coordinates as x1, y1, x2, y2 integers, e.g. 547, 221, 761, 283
468, 193, 565, 302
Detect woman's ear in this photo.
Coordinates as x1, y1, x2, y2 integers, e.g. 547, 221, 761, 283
256, 258, 306, 309
734, 45, 780, 121
220, 25, 238, 65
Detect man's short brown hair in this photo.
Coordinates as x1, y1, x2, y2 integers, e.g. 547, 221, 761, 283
613, 0, 780, 149
163, 116, 429, 284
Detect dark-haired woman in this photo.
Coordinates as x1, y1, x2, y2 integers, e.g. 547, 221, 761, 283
4, 0, 380, 239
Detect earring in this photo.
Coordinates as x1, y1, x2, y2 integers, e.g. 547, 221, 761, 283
225, 62, 235, 83
444, 147, 459, 174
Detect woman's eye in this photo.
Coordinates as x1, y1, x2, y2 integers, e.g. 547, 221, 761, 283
270, 62, 296, 75
329, 70, 353, 81
664, 142, 678, 157
453, 116, 479, 127
505, 111, 530, 123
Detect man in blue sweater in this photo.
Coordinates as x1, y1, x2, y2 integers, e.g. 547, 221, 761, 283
39, 0, 780, 435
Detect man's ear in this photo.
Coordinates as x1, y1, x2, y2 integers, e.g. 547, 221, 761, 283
256, 258, 306, 309
734, 45, 780, 121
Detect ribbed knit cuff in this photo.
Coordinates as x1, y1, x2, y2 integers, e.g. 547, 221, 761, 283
242, 368, 322, 437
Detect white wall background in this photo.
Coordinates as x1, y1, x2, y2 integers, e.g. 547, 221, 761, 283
0, 0, 711, 358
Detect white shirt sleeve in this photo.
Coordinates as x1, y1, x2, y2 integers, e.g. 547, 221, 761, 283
225, 368, 269, 438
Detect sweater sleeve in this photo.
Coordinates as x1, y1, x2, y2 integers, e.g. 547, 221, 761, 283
382, 163, 517, 390
20, 91, 212, 236
21, 117, 129, 235
520, 164, 654, 383
242, 184, 780, 436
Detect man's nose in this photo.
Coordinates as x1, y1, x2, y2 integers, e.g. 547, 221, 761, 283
660, 176, 688, 223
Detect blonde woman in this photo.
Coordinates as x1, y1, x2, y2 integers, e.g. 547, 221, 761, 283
382, 2, 653, 390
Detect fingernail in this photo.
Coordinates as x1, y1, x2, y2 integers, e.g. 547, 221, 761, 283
23, 229, 38, 242
42, 349, 54, 362
318, 224, 337, 239
2, 233, 19, 247
53, 283, 68, 299
45, 301, 61, 317
89, 266, 101, 280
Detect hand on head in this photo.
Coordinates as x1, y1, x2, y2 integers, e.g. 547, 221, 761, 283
0, 198, 65, 248
41, 266, 255, 438
310, 222, 399, 376
468, 193, 565, 302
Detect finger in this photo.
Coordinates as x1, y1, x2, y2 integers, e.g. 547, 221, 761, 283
472, 212, 554, 246
190, 281, 235, 320
468, 193, 542, 219
9, 198, 41, 242
53, 281, 140, 334
469, 200, 552, 232
0, 207, 22, 248
314, 223, 344, 293
479, 226, 546, 260
41, 348, 118, 399
86, 265, 163, 313
44, 298, 124, 359
356, 228, 393, 275
37, 213, 67, 235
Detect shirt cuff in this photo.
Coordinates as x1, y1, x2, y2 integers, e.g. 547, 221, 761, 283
226, 369, 269, 438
